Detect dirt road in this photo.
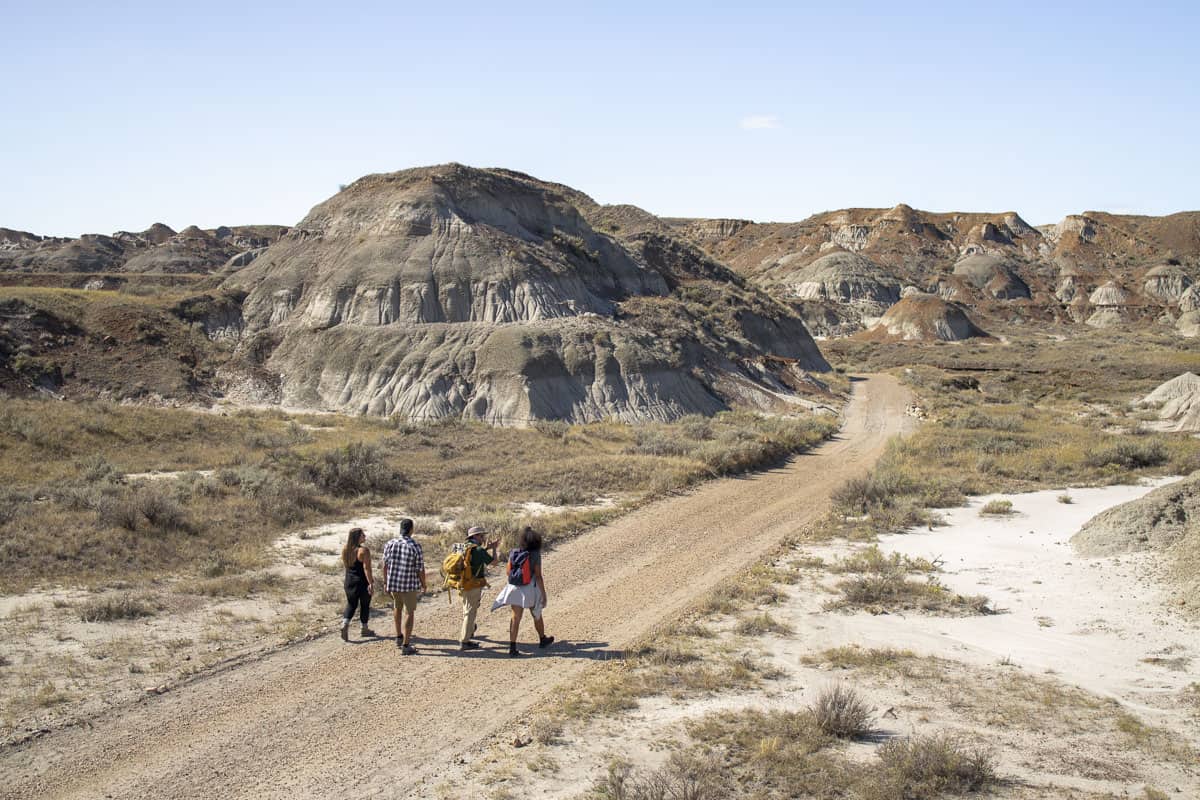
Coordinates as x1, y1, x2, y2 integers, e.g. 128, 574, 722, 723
0, 374, 911, 800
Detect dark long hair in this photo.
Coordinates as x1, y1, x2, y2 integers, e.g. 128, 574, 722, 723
341, 527, 365, 569
520, 526, 542, 552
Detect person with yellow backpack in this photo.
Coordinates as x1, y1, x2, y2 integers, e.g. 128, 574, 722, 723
442, 526, 499, 651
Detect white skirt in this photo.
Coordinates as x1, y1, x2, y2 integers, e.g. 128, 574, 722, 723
491, 581, 544, 618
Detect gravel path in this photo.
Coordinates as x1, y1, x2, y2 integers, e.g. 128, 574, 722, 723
0, 374, 912, 800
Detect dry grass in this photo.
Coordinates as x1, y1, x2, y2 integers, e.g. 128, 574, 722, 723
800, 645, 918, 671
862, 733, 996, 800
591, 706, 996, 800
558, 635, 780, 722
826, 546, 991, 616
733, 611, 793, 636
979, 499, 1014, 516
77, 594, 158, 622
696, 563, 792, 616
1114, 710, 1198, 764
0, 400, 837, 592
815, 358, 1200, 543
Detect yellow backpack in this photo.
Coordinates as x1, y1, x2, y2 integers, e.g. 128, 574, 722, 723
441, 543, 486, 595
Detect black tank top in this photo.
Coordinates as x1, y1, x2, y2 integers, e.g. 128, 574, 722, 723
345, 555, 366, 583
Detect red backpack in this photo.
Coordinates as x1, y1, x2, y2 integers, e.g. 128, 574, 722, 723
507, 549, 532, 586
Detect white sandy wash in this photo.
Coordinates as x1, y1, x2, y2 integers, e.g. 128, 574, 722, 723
819, 478, 1197, 717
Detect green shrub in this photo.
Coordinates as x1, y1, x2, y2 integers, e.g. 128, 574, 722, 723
301, 443, 405, 497
1085, 439, 1168, 469
831, 468, 918, 515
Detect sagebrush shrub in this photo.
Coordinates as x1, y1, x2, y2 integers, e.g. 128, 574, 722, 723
811, 684, 874, 739
302, 443, 405, 497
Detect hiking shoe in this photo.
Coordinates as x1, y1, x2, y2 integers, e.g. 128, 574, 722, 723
402, 644, 417, 655
538, 635, 555, 649
508, 646, 522, 658
395, 637, 403, 648
360, 628, 377, 638
460, 641, 481, 651
340, 624, 349, 642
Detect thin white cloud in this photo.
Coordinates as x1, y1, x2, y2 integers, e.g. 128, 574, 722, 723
740, 115, 782, 131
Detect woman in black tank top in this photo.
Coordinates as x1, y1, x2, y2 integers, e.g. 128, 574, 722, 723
339, 528, 376, 641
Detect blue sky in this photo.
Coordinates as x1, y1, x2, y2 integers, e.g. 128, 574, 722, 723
2, 1, 1197, 236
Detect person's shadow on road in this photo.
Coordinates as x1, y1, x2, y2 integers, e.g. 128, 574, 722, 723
411, 635, 622, 661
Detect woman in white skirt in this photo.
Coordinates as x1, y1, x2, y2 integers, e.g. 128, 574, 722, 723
491, 526, 554, 657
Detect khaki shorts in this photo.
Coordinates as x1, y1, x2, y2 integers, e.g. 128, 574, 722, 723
391, 591, 420, 613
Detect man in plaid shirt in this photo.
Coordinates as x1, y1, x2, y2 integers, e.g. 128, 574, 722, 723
383, 518, 426, 654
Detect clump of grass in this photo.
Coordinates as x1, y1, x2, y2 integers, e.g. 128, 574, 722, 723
801, 645, 917, 671
529, 715, 563, 745
590, 752, 722, 800
834, 573, 991, 615
560, 640, 775, 721
182, 572, 286, 597
733, 612, 793, 636
697, 564, 788, 616
832, 545, 937, 575
979, 499, 1014, 516
78, 594, 157, 622
828, 547, 991, 615
31, 681, 73, 708
1057, 492, 1073, 504
862, 734, 996, 799
810, 684, 874, 739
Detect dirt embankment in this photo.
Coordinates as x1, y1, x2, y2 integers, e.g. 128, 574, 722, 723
0, 374, 912, 800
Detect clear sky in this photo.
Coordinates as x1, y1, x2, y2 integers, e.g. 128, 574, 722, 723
3, 1, 1198, 236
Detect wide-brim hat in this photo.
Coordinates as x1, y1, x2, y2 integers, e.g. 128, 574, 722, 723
466, 526, 487, 539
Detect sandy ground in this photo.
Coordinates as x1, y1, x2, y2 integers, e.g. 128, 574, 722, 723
0, 374, 913, 800
867, 482, 1198, 711
464, 480, 1200, 799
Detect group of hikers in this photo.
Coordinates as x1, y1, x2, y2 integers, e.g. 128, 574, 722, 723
338, 519, 553, 657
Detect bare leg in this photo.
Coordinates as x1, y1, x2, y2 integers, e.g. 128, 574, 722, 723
533, 616, 546, 638
404, 609, 415, 645
393, 604, 403, 641
509, 606, 523, 644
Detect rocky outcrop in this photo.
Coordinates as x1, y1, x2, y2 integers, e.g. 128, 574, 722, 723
1143, 262, 1193, 303
951, 254, 1031, 300
1179, 285, 1200, 313
1178, 311, 1200, 338
857, 294, 988, 342
779, 251, 901, 309
222, 164, 828, 423
0, 222, 287, 274
1073, 473, 1200, 555
1137, 373, 1200, 430
1086, 281, 1131, 327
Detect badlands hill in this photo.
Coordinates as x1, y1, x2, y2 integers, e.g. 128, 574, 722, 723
1073, 473, 1200, 613
0, 224, 288, 274
220, 165, 829, 422
677, 206, 1200, 336
856, 293, 989, 342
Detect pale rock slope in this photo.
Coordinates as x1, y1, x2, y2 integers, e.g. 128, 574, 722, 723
1138, 372, 1200, 432
857, 293, 989, 342
222, 165, 828, 423
1073, 474, 1200, 613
